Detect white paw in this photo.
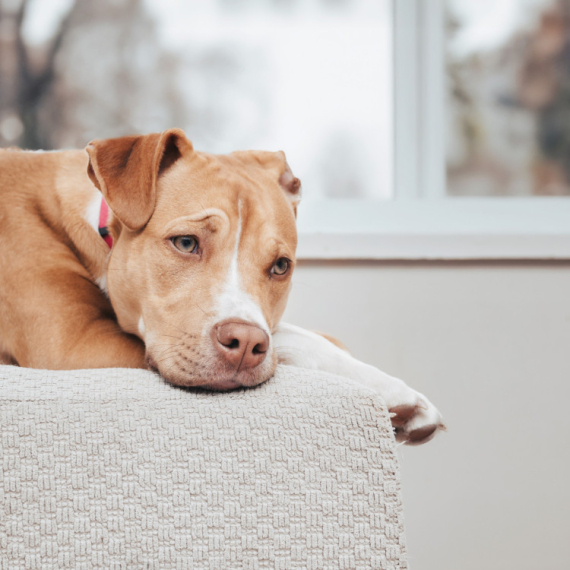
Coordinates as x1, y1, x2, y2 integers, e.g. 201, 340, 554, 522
388, 389, 445, 445
271, 323, 445, 445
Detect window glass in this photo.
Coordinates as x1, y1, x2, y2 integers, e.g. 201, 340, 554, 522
0, 0, 392, 200
447, 0, 570, 196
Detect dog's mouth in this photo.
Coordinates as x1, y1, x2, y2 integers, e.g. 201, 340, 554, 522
145, 351, 275, 391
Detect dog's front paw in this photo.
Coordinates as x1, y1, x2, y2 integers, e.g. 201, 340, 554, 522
388, 391, 445, 445
351, 363, 445, 445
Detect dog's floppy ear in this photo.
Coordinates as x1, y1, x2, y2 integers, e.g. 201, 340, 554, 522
277, 152, 302, 217
86, 128, 192, 230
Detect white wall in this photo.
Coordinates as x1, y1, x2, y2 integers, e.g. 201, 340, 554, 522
283, 261, 570, 570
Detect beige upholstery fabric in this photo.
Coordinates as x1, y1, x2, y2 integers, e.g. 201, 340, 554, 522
0, 364, 407, 569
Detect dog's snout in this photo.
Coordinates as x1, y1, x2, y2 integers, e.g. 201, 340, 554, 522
213, 320, 269, 370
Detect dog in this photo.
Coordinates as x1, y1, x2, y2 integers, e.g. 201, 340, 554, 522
0, 129, 444, 444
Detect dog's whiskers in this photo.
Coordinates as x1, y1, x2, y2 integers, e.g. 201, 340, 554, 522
152, 345, 183, 362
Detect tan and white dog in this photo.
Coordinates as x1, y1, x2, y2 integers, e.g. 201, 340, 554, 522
0, 129, 444, 444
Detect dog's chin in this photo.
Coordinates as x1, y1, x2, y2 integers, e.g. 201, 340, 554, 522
147, 354, 276, 392
201, 379, 242, 391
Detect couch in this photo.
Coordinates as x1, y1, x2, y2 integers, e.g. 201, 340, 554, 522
0, 364, 408, 569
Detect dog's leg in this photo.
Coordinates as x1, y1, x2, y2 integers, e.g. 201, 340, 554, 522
273, 323, 444, 445
14, 318, 146, 371
1, 262, 147, 370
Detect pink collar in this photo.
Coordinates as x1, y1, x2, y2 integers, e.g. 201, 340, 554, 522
98, 198, 113, 248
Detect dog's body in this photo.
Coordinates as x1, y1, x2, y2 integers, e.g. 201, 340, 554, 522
0, 130, 443, 444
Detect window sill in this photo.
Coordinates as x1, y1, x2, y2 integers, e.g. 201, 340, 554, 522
296, 198, 570, 260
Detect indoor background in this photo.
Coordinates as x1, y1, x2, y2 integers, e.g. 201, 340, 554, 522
1, 0, 569, 568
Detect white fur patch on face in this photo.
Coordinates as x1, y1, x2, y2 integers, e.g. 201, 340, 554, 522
138, 316, 146, 340
213, 201, 269, 334
84, 193, 103, 235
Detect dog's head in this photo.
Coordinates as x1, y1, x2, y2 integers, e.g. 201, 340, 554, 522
86, 129, 300, 390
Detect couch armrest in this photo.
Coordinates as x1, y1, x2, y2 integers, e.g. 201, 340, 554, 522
0, 364, 407, 569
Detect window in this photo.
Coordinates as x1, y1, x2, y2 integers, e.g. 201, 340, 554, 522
304, 0, 570, 261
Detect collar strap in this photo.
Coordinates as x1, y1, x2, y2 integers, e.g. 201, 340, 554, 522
98, 198, 113, 248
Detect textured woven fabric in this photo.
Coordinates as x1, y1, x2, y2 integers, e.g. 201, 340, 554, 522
0, 364, 407, 570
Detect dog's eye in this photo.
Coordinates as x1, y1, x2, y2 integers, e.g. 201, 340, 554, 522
171, 235, 199, 254
271, 257, 290, 276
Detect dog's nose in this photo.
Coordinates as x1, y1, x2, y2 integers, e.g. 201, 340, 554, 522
214, 320, 269, 370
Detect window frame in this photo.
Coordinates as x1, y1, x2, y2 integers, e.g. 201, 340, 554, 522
296, 0, 570, 261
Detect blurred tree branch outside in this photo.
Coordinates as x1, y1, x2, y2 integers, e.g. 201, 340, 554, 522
0, 0, 187, 149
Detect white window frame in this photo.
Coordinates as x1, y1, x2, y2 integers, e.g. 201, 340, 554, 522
296, 0, 570, 260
